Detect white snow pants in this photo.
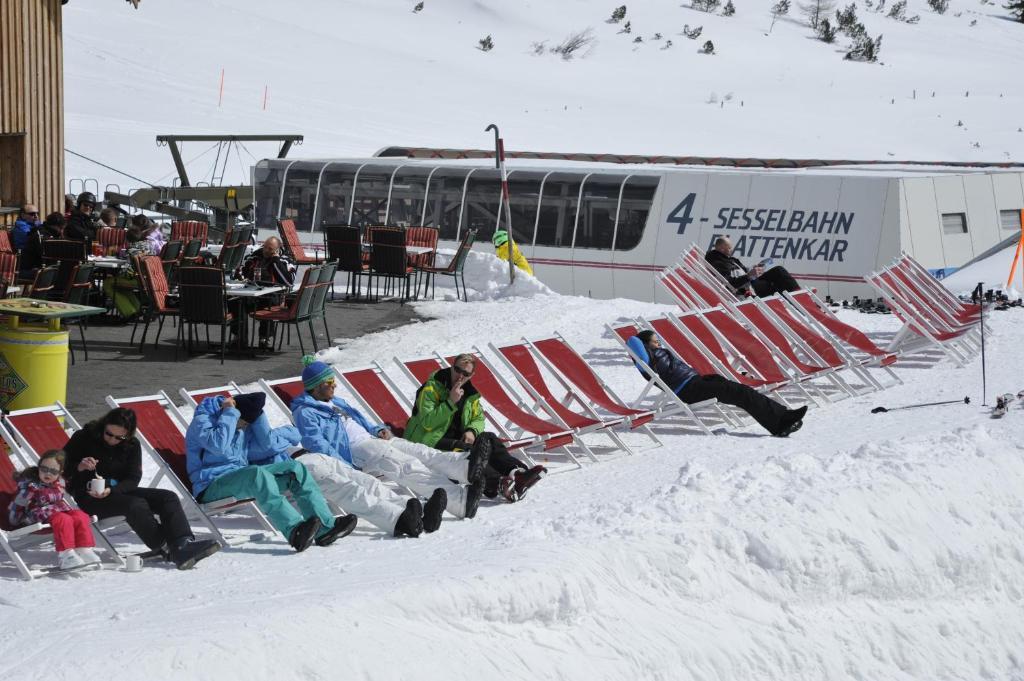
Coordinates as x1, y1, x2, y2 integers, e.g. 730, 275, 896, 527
350, 437, 468, 518
295, 453, 406, 533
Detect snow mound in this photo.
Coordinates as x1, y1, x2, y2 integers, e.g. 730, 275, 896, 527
942, 240, 1023, 299
431, 248, 555, 302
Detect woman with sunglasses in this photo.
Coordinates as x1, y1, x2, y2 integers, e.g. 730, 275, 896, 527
63, 408, 221, 570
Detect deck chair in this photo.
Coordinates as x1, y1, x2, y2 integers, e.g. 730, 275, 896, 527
398, 354, 591, 470
179, 383, 243, 407
607, 323, 734, 431
257, 376, 307, 417
333, 364, 417, 437
762, 296, 899, 390
492, 341, 643, 456
105, 393, 276, 545
896, 254, 980, 320
783, 289, 901, 373
526, 334, 662, 445
888, 263, 980, 327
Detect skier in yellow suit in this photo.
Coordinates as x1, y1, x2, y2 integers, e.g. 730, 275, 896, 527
492, 230, 533, 276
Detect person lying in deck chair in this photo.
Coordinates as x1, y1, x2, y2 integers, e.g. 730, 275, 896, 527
403, 353, 547, 503
291, 356, 486, 521
185, 393, 356, 552
629, 331, 807, 437
705, 236, 800, 298
64, 408, 221, 570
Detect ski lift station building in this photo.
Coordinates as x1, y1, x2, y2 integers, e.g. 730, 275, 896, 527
254, 156, 1024, 302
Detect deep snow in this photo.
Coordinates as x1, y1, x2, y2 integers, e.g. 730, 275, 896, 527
2, 252, 1023, 681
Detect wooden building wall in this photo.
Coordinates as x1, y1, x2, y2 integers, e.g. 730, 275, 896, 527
0, 0, 64, 227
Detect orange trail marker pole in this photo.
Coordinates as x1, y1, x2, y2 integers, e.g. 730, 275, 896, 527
262, 85, 268, 110
1007, 209, 1024, 290
218, 69, 225, 107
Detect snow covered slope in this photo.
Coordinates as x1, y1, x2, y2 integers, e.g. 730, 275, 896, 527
62, 0, 1024, 190
2, 252, 1024, 681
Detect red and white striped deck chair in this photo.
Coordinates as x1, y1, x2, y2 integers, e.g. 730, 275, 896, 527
896, 254, 981, 320
732, 299, 862, 400
606, 323, 730, 432
784, 289, 901, 371
681, 244, 745, 296
333, 364, 416, 437
491, 341, 642, 457
524, 334, 662, 449
866, 270, 978, 366
105, 393, 276, 545
761, 296, 898, 390
179, 383, 243, 408
399, 355, 587, 470
657, 268, 704, 311
875, 268, 979, 336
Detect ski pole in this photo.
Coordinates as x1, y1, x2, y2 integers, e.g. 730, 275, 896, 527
871, 396, 970, 414
486, 123, 516, 286
976, 281, 986, 406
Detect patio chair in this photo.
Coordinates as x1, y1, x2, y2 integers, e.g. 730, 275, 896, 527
177, 265, 232, 363
41, 239, 86, 298
215, 242, 246, 273
276, 218, 320, 265
418, 229, 476, 301
180, 238, 204, 266
105, 393, 275, 545
170, 220, 208, 246
63, 262, 96, 364
309, 260, 336, 343
96, 227, 127, 254
0, 252, 18, 298
27, 265, 59, 299
324, 224, 366, 299
251, 265, 319, 354
132, 255, 179, 351
368, 227, 413, 302
0, 230, 13, 254
160, 239, 184, 282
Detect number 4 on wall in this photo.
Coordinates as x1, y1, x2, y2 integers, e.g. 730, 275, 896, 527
667, 193, 697, 234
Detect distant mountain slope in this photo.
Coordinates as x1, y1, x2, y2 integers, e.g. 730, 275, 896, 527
63, 0, 1023, 189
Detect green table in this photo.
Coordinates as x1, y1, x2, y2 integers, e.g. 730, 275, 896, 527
0, 298, 107, 331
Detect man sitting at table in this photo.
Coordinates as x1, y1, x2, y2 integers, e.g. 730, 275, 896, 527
236, 236, 295, 350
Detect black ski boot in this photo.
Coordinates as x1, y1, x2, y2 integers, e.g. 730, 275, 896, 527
288, 517, 322, 552
393, 498, 424, 538
315, 514, 359, 547
466, 437, 491, 485
423, 488, 446, 533
169, 537, 221, 570
464, 481, 483, 519
772, 405, 808, 437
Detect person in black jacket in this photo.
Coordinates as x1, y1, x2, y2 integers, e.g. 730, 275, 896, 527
705, 237, 800, 297
629, 330, 806, 437
63, 408, 220, 569
19, 212, 65, 278
64, 191, 102, 243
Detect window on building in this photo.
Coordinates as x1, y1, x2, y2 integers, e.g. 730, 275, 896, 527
387, 167, 432, 227
503, 172, 545, 247
535, 174, 584, 248
317, 164, 358, 228
941, 212, 968, 235
574, 176, 625, 250
350, 167, 392, 228
614, 176, 659, 251
279, 162, 322, 232
1000, 209, 1023, 231
462, 171, 503, 243
423, 169, 470, 241
253, 160, 285, 229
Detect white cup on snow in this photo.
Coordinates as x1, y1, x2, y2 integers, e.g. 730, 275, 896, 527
88, 477, 105, 495
125, 555, 142, 572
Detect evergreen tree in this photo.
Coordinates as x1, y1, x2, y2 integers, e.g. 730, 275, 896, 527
770, 0, 791, 31
816, 16, 838, 40
926, 0, 948, 13
799, 0, 836, 27
413, 1, 424, 12
610, 5, 627, 22
701, 39, 716, 53
835, 2, 859, 32
723, 0, 737, 15
478, 35, 494, 51
1006, 0, 1024, 21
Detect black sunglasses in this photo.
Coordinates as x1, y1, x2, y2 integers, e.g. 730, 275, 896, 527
39, 464, 62, 476
453, 365, 473, 378
25, 211, 39, 216
104, 429, 129, 441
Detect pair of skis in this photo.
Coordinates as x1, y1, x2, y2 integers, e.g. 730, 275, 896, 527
991, 391, 1024, 418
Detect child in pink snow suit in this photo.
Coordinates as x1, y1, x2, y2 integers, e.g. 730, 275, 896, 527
8, 450, 102, 571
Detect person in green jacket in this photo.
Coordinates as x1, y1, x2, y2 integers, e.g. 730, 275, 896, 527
404, 354, 547, 503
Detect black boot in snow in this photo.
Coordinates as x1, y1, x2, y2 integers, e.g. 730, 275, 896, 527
423, 488, 446, 533
288, 517, 322, 552
169, 537, 221, 570
466, 437, 491, 485
315, 514, 359, 547
464, 481, 483, 520
393, 498, 424, 538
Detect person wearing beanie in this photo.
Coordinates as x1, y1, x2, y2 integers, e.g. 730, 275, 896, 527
628, 331, 807, 437
185, 392, 357, 552
491, 229, 533, 276
404, 353, 547, 503
292, 356, 487, 521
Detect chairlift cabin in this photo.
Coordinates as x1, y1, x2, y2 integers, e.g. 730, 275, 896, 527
254, 157, 1024, 301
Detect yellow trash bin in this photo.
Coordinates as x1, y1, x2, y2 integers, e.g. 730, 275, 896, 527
0, 326, 69, 411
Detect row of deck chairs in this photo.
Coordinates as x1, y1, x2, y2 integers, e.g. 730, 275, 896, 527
2, 332, 699, 580
866, 253, 982, 367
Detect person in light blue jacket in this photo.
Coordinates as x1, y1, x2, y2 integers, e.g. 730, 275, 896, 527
290, 356, 487, 521
185, 392, 355, 552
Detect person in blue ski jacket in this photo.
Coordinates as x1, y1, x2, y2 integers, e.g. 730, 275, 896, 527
290, 356, 486, 520
12, 204, 41, 252
627, 330, 806, 437
185, 392, 355, 551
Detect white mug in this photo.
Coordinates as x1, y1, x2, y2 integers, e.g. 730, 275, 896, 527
125, 555, 142, 572
88, 477, 105, 495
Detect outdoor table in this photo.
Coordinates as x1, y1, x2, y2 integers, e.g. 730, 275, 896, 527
88, 255, 129, 270
205, 244, 256, 258
0, 298, 106, 411
225, 283, 286, 352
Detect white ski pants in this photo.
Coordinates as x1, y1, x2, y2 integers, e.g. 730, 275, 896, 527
350, 437, 468, 518
295, 453, 406, 533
